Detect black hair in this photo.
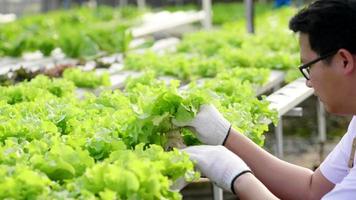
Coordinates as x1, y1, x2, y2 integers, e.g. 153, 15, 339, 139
289, 0, 356, 56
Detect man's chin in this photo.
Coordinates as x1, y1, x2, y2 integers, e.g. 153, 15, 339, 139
324, 105, 351, 116
323, 104, 334, 114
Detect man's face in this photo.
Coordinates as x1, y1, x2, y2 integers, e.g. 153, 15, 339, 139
299, 33, 343, 114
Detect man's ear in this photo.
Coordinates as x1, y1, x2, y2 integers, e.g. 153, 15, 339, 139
338, 49, 355, 75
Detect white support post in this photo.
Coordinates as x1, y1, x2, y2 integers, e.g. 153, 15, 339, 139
245, 0, 254, 34
213, 184, 223, 200
88, 0, 97, 8
119, 0, 127, 7
317, 99, 326, 142
202, 0, 212, 30
275, 117, 284, 158
317, 99, 326, 162
273, 84, 283, 158
137, 0, 145, 9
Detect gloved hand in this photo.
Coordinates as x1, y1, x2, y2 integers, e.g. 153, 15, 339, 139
183, 145, 252, 194
173, 104, 231, 145
170, 176, 189, 191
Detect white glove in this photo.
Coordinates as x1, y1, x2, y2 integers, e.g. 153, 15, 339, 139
173, 104, 231, 145
183, 145, 252, 194
170, 176, 188, 191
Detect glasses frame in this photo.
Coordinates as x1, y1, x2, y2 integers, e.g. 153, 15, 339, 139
299, 50, 337, 80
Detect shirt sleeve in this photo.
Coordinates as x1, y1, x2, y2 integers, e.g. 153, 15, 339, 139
320, 116, 356, 184
320, 116, 356, 199
322, 167, 356, 200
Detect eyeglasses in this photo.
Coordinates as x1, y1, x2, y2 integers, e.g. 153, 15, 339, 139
299, 51, 337, 80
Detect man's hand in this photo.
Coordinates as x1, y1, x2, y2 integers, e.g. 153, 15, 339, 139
183, 145, 252, 193
173, 105, 231, 145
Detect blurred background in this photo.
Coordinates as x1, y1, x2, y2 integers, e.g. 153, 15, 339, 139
0, 1, 350, 199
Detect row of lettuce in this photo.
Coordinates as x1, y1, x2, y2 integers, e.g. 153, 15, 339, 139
43, 6, 301, 88
123, 7, 301, 82
0, 6, 144, 58
0, 4, 299, 66
0, 67, 277, 199
0, 3, 302, 199
0, 4, 301, 88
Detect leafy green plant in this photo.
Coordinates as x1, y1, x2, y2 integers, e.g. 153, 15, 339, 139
0, 75, 200, 199
0, 6, 142, 58
63, 68, 110, 88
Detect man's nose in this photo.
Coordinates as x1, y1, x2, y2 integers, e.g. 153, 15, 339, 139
306, 79, 313, 88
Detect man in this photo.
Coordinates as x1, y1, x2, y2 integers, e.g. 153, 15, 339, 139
177, 0, 356, 199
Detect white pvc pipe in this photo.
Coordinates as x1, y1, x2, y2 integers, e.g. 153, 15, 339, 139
245, 0, 254, 33
213, 184, 223, 200
137, 0, 145, 9
119, 0, 127, 7
317, 99, 326, 142
202, 0, 212, 30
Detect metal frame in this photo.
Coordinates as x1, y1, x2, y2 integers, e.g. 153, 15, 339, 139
245, 0, 254, 33
202, 0, 212, 30
267, 78, 326, 158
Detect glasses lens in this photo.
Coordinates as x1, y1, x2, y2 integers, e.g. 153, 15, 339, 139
302, 67, 310, 79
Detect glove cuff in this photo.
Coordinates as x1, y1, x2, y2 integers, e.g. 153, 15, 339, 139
222, 125, 232, 145
230, 170, 253, 194
214, 117, 231, 145
221, 159, 251, 193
